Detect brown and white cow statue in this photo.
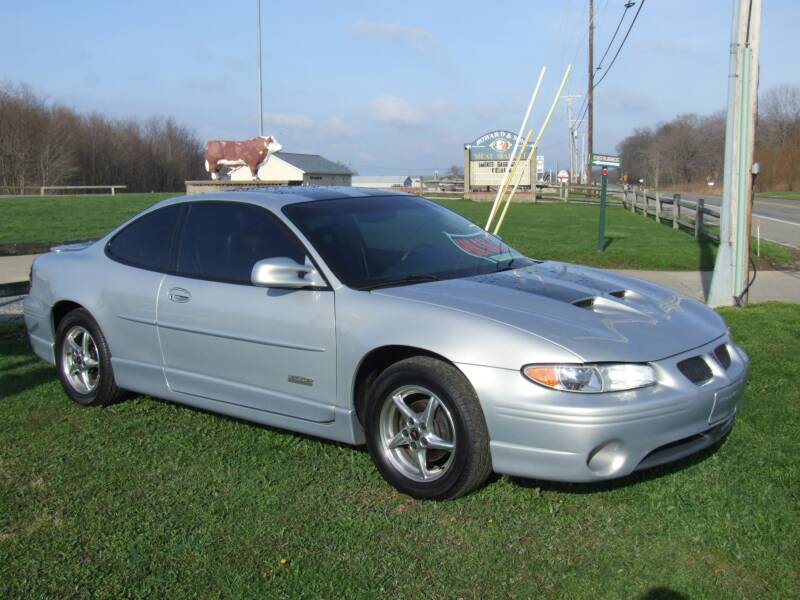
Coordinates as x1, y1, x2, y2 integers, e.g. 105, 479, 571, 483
204, 135, 282, 180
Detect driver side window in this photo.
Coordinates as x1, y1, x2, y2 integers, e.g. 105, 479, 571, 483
176, 202, 307, 285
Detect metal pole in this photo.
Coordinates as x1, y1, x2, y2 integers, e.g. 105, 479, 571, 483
257, 0, 264, 136
587, 0, 594, 184
598, 168, 607, 251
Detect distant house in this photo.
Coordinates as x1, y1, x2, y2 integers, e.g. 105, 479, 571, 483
351, 175, 414, 189
228, 152, 352, 186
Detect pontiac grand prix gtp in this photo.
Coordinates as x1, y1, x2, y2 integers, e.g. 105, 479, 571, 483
24, 188, 749, 499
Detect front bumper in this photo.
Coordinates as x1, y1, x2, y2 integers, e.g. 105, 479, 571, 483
458, 336, 749, 482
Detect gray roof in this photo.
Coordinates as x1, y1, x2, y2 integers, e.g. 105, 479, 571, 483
277, 152, 352, 175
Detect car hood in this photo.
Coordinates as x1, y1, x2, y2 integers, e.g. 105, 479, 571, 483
373, 262, 726, 363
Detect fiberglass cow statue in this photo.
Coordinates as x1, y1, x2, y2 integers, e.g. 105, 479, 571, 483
204, 135, 282, 180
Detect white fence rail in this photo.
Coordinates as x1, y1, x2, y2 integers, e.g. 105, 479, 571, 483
0, 185, 127, 197
37, 185, 127, 196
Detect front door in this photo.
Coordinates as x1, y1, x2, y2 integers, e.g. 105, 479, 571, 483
156, 201, 336, 423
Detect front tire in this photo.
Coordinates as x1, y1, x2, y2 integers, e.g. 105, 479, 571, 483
55, 308, 125, 407
364, 356, 492, 500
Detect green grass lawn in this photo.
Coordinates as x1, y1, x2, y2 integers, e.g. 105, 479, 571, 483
1, 304, 798, 598
437, 199, 795, 270
761, 191, 800, 200
1, 193, 796, 270
0, 193, 174, 245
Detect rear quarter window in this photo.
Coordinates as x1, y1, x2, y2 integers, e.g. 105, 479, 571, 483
106, 204, 182, 271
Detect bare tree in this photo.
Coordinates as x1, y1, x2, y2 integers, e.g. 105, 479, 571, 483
0, 81, 205, 193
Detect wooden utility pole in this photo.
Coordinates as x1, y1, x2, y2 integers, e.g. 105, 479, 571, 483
707, 0, 762, 307
587, 0, 594, 184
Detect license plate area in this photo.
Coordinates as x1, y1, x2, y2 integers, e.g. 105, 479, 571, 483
709, 381, 744, 423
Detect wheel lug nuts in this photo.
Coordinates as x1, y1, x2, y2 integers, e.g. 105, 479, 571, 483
402, 429, 408, 437
419, 423, 426, 430
407, 419, 414, 426
409, 442, 417, 450
420, 439, 427, 447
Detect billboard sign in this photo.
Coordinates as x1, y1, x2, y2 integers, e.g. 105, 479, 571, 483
466, 130, 544, 187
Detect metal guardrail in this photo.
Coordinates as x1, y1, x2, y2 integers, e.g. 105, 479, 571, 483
0, 281, 30, 298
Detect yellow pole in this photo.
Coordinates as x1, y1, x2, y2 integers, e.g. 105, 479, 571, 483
492, 129, 533, 233
493, 148, 530, 235
485, 67, 546, 232
493, 64, 573, 236
532, 64, 573, 149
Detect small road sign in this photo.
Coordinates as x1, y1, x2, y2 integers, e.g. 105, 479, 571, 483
590, 153, 622, 168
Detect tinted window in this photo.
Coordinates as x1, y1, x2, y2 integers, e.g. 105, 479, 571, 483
283, 195, 532, 290
107, 205, 182, 271
176, 202, 307, 285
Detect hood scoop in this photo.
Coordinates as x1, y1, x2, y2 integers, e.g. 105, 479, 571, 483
572, 292, 643, 315
572, 297, 596, 309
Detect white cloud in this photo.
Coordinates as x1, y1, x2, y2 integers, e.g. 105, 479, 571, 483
352, 20, 435, 55
369, 96, 451, 127
370, 95, 423, 126
319, 117, 355, 138
264, 113, 315, 130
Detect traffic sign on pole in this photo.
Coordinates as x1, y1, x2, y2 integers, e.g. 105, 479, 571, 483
590, 153, 622, 168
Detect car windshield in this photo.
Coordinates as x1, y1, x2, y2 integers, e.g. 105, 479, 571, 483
283, 195, 533, 290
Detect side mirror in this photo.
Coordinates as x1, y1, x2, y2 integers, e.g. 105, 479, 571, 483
251, 257, 326, 289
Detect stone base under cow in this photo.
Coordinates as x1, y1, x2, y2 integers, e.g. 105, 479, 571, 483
185, 180, 290, 195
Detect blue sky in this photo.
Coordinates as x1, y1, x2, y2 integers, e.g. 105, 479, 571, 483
2, 1, 798, 174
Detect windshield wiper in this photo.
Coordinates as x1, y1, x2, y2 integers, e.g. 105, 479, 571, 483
359, 274, 442, 291
495, 256, 517, 272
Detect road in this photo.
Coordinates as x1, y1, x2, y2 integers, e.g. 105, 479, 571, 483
676, 192, 799, 249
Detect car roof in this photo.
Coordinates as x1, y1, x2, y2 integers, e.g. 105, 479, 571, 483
152, 186, 413, 211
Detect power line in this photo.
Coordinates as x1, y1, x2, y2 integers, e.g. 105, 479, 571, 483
575, 0, 645, 130
592, 0, 645, 89
573, 0, 636, 130
596, 1, 633, 72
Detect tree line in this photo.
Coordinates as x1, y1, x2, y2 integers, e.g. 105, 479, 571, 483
617, 84, 800, 192
0, 82, 206, 193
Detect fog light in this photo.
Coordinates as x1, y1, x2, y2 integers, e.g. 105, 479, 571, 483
587, 441, 627, 476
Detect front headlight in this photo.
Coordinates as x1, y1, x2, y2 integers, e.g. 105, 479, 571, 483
522, 363, 656, 393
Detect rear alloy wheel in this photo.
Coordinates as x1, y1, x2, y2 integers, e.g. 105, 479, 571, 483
365, 356, 492, 499
55, 308, 126, 406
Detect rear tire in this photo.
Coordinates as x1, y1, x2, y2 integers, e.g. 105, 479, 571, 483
364, 356, 492, 500
55, 308, 126, 407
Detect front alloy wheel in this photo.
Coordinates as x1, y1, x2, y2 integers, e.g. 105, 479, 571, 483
365, 356, 492, 500
379, 385, 457, 482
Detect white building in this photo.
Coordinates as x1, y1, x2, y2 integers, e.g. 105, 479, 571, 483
351, 175, 414, 189
228, 152, 352, 186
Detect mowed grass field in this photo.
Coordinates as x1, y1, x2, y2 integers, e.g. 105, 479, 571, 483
761, 191, 800, 200
1, 193, 796, 270
1, 304, 798, 598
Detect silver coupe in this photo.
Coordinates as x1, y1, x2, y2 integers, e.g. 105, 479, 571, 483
24, 188, 749, 499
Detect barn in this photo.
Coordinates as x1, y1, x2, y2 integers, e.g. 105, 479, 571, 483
228, 152, 352, 186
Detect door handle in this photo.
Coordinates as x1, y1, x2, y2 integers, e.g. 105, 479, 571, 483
168, 287, 191, 303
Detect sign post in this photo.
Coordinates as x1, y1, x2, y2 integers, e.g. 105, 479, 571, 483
590, 153, 621, 252
598, 168, 608, 251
